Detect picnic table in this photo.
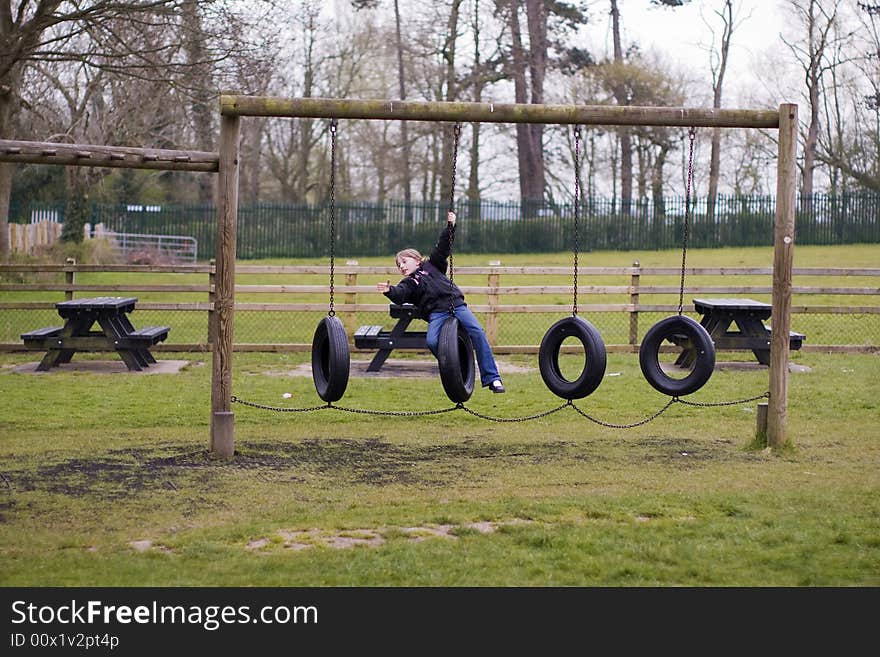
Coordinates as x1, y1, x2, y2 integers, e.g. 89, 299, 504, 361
353, 303, 428, 372
20, 296, 170, 372
673, 298, 805, 367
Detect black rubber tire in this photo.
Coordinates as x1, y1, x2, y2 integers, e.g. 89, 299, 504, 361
311, 316, 350, 402
437, 316, 475, 403
538, 316, 607, 400
639, 315, 715, 396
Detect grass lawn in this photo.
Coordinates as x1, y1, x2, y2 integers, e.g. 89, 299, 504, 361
1, 343, 877, 587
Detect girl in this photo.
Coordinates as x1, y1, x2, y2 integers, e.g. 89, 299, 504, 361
376, 212, 505, 393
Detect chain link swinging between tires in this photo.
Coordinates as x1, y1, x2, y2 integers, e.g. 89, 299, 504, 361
231, 122, 769, 427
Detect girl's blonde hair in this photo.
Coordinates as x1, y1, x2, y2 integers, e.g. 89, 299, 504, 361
395, 248, 423, 266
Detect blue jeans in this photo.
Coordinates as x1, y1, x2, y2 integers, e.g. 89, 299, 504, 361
426, 305, 501, 387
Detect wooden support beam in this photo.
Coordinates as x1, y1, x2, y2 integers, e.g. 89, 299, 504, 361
768, 103, 798, 450
220, 95, 780, 129
0, 139, 219, 172
211, 113, 241, 456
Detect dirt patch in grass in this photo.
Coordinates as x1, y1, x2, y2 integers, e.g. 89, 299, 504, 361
0, 436, 742, 501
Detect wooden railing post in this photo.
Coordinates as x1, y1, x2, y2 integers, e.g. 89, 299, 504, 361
487, 260, 500, 346
629, 260, 640, 346
344, 260, 358, 345
64, 258, 76, 300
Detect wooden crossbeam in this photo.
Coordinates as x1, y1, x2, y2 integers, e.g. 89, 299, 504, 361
0, 139, 218, 172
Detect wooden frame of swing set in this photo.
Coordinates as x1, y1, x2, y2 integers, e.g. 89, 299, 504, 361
0, 96, 799, 457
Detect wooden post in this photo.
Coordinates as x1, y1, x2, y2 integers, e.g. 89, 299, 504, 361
344, 260, 359, 344
756, 401, 769, 445
629, 260, 640, 347
768, 103, 798, 449
210, 112, 241, 458
64, 258, 76, 301
487, 260, 500, 346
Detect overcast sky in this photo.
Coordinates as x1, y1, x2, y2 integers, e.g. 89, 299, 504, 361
585, 0, 790, 107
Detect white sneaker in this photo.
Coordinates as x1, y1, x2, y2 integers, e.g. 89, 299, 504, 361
489, 380, 506, 393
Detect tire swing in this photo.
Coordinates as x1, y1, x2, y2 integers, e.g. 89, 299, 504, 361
638, 127, 715, 397
435, 122, 475, 404
539, 125, 606, 400
311, 118, 350, 402
437, 315, 476, 403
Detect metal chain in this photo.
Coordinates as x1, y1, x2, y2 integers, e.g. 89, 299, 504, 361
231, 395, 460, 417
458, 401, 572, 423
676, 391, 770, 407
447, 122, 461, 286
325, 403, 461, 417
678, 127, 696, 316
572, 125, 581, 317
232, 391, 770, 424
231, 396, 333, 413
570, 398, 677, 428
233, 385, 768, 423
328, 118, 338, 317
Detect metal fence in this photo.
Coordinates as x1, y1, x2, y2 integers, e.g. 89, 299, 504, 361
8, 192, 880, 260
93, 227, 198, 263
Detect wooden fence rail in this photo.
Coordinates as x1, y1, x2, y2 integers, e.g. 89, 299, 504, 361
0, 262, 877, 353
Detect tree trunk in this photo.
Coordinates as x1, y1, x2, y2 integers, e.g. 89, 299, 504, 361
439, 0, 463, 215
524, 0, 547, 206
393, 0, 412, 212
508, 0, 531, 204
182, 1, 215, 203
708, 0, 734, 225
791, 0, 842, 199
0, 79, 20, 260
802, 64, 820, 199
610, 0, 632, 216
466, 0, 484, 211
507, 0, 547, 210
60, 168, 90, 244
652, 143, 670, 245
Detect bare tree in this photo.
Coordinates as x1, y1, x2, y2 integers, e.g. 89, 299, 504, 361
438, 0, 464, 212
181, 1, 215, 203
351, 0, 413, 206
496, 0, 548, 209
781, 0, 843, 198
703, 0, 741, 224
609, 0, 633, 215
815, 1, 880, 192
0, 0, 273, 257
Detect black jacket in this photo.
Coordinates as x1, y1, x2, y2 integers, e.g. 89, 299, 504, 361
383, 223, 465, 319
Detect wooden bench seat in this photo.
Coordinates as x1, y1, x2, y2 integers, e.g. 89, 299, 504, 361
669, 328, 805, 351
354, 325, 384, 346
125, 326, 171, 344
21, 326, 63, 342
354, 324, 427, 350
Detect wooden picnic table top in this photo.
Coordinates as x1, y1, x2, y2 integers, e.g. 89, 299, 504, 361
55, 296, 138, 315
692, 298, 771, 317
